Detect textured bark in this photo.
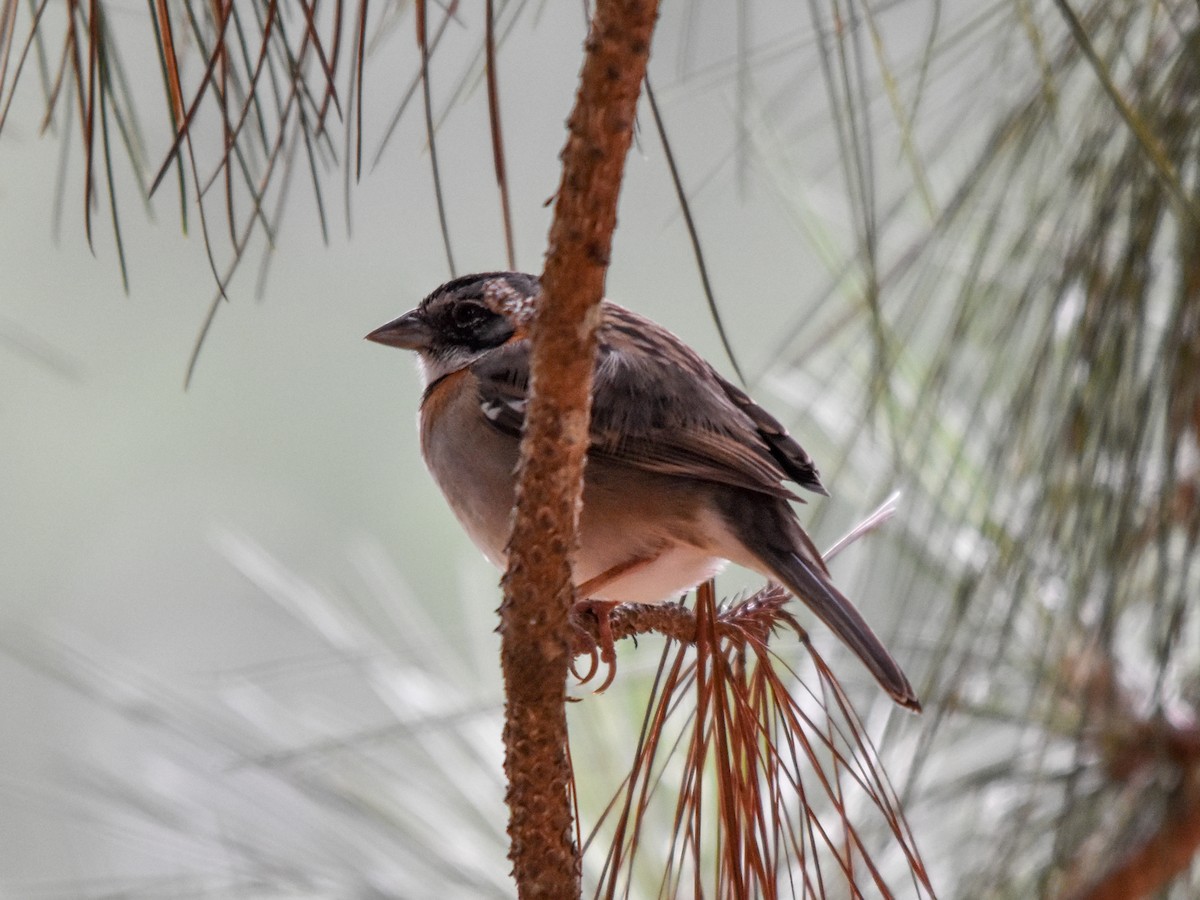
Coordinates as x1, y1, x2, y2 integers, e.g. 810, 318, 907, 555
498, 2, 660, 898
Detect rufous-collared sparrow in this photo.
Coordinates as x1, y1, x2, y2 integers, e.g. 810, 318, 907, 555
367, 272, 919, 710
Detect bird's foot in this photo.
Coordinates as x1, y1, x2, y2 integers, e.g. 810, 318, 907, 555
570, 599, 621, 692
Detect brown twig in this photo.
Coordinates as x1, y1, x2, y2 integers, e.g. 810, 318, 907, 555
498, 2, 660, 898
1067, 772, 1200, 900
568, 585, 801, 655
1059, 650, 1200, 900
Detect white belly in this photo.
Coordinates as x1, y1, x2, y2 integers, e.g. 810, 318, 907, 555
581, 543, 729, 604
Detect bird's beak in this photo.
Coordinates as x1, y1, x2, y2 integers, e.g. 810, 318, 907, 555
365, 309, 430, 350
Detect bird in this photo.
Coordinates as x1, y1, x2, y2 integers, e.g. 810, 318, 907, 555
367, 271, 919, 710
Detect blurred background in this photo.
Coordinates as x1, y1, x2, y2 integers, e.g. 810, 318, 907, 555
3, 0, 1199, 896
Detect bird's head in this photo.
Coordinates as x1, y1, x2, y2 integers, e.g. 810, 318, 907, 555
366, 271, 539, 385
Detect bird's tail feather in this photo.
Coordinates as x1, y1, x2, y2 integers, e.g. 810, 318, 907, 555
762, 540, 920, 712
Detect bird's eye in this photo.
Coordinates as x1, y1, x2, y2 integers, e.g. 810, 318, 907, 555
451, 302, 488, 329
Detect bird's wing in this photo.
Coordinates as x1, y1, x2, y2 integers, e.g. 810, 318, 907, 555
470, 301, 825, 500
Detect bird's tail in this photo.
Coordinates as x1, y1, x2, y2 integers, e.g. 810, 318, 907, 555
746, 512, 920, 711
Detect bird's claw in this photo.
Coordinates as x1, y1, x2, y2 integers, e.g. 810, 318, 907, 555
569, 643, 599, 685
571, 599, 620, 693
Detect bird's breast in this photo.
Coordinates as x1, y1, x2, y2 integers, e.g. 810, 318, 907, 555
420, 370, 520, 568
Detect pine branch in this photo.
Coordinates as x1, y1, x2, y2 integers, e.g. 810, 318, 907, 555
568, 586, 801, 654
498, 2, 660, 897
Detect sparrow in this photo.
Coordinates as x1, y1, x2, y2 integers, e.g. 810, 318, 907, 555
367, 272, 919, 710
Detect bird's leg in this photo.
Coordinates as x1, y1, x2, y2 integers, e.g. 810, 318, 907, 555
572, 555, 657, 692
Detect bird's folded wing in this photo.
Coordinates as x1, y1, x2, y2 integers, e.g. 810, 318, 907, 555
470, 304, 825, 500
